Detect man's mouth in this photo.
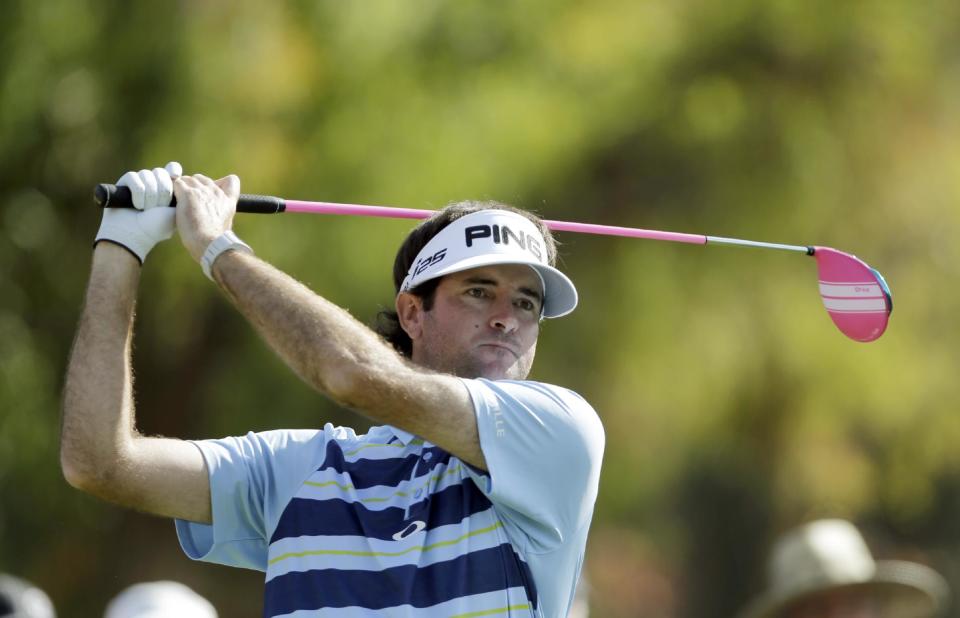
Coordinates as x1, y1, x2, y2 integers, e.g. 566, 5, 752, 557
478, 342, 520, 359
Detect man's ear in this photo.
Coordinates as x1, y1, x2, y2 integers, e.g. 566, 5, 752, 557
396, 292, 424, 341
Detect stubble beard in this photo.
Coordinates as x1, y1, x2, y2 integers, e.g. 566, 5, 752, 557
417, 343, 534, 381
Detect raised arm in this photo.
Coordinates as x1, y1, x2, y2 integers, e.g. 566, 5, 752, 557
174, 174, 485, 469
60, 164, 212, 523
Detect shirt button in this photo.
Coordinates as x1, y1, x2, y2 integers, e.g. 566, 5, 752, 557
414, 489, 423, 499
423, 452, 433, 461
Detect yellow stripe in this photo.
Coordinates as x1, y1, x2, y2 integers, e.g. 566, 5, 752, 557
268, 521, 503, 566
343, 437, 424, 456
344, 442, 404, 456
411, 465, 462, 493
303, 480, 353, 491
448, 605, 531, 618
302, 465, 463, 504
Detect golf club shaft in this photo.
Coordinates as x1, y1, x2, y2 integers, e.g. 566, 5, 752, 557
95, 183, 813, 254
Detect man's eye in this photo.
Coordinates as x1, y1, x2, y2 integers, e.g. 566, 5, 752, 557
467, 288, 486, 298
516, 298, 536, 312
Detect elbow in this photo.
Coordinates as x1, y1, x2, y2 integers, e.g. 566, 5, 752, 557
313, 348, 387, 408
61, 464, 90, 493
60, 447, 94, 492
318, 353, 401, 411
59, 394, 135, 498
59, 440, 117, 496
321, 365, 372, 410
60, 440, 101, 493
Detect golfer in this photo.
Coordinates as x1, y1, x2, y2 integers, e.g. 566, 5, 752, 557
61, 163, 605, 617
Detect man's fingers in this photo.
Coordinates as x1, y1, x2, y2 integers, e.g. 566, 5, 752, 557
176, 175, 202, 188
138, 169, 160, 210
172, 176, 187, 198
116, 170, 146, 210
152, 167, 173, 210
182, 173, 240, 200
215, 174, 240, 199
173, 172, 240, 202
193, 173, 216, 187
177, 174, 225, 195
164, 161, 183, 179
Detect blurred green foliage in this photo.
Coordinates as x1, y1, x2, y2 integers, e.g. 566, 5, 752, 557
1, 0, 959, 616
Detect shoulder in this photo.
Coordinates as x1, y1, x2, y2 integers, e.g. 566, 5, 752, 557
193, 425, 362, 470
458, 379, 605, 550
461, 377, 588, 402
462, 378, 604, 454
226, 427, 329, 451
463, 378, 600, 425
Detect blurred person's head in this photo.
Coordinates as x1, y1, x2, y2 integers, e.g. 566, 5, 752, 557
0, 574, 55, 618
103, 581, 216, 618
740, 519, 949, 618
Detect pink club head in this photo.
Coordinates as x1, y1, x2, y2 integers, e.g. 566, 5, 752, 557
813, 247, 893, 342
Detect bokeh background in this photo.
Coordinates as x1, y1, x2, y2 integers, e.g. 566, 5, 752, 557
2, 1, 959, 616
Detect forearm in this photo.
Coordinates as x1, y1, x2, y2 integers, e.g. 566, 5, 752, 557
61, 244, 141, 493
61, 244, 213, 521
174, 175, 483, 467
211, 250, 408, 406
210, 250, 485, 467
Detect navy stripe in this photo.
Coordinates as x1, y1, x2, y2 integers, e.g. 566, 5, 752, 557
517, 551, 539, 610
413, 446, 451, 477
270, 478, 492, 543
264, 544, 530, 613
319, 441, 450, 490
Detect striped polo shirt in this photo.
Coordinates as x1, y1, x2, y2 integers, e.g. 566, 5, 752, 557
176, 378, 605, 617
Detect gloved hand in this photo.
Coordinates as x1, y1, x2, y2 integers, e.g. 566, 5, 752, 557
94, 161, 183, 264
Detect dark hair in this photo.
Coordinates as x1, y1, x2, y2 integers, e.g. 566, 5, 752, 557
376, 200, 558, 357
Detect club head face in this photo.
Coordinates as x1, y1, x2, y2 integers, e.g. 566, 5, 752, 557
813, 247, 893, 342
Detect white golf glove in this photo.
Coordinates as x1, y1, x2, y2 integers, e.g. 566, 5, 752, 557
95, 161, 182, 264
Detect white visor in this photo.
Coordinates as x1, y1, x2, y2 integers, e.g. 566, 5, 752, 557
400, 209, 578, 318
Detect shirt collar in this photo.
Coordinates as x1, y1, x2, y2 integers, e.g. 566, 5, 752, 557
387, 425, 417, 446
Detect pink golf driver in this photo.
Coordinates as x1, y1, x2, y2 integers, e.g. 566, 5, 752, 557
95, 184, 893, 342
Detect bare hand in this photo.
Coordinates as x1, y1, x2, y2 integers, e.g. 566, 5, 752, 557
174, 174, 240, 262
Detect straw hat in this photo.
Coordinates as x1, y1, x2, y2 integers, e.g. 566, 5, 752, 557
740, 519, 949, 618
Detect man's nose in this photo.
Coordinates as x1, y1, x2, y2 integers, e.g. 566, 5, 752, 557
489, 299, 519, 333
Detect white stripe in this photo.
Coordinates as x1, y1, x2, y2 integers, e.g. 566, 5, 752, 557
297, 462, 468, 511
821, 297, 889, 312
266, 508, 504, 580
338, 441, 411, 463
271, 586, 534, 617
818, 282, 882, 298
333, 427, 431, 463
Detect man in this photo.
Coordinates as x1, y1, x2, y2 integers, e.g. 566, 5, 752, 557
61, 163, 604, 617
739, 519, 949, 618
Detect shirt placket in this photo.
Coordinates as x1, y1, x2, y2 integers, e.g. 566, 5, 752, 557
403, 442, 423, 520
404, 442, 436, 521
